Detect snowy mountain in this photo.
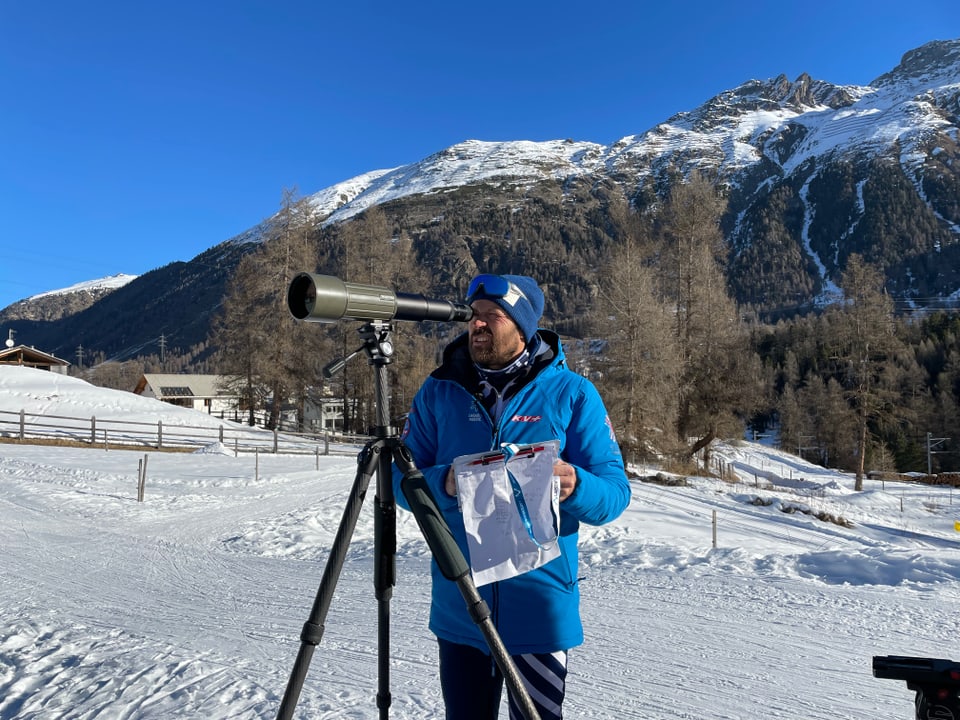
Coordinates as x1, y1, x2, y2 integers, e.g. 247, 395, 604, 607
3, 38, 958, 360
28, 273, 138, 300
293, 39, 959, 308
291, 40, 955, 220
0, 273, 138, 323
305, 140, 604, 224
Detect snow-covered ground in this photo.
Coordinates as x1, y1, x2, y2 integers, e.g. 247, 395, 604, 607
2, 365, 959, 719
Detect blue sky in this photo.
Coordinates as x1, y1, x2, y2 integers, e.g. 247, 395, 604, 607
1, 1, 957, 310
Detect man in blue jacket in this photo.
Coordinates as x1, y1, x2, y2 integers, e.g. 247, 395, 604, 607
394, 273, 631, 720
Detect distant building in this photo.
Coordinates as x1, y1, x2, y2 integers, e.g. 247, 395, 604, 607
134, 374, 239, 416
0, 344, 71, 374
134, 372, 349, 432
302, 391, 347, 432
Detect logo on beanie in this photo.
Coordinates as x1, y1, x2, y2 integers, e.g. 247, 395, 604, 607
501, 285, 525, 306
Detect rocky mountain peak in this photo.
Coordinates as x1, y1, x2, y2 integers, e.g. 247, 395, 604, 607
871, 38, 960, 87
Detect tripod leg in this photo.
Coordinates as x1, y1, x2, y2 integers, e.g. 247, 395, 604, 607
374, 443, 396, 717
275, 440, 383, 720
396, 454, 542, 720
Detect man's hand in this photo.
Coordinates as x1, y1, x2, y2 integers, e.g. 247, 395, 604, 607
554, 460, 578, 502
445, 466, 457, 496
446, 461, 578, 500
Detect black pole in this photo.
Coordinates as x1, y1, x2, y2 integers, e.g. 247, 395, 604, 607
372, 356, 396, 719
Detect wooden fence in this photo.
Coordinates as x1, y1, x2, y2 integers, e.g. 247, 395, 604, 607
0, 408, 367, 456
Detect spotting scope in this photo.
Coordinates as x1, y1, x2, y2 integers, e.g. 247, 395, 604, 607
288, 273, 473, 324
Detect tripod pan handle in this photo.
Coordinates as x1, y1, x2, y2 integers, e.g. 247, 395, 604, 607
401, 472, 470, 581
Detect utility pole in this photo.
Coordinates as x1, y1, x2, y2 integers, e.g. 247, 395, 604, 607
927, 432, 949, 475
75, 344, 84, 369
797, 433, 817, 461
158, 334, 167, 364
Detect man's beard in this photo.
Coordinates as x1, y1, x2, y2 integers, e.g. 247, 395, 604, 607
468, 329, 517, 369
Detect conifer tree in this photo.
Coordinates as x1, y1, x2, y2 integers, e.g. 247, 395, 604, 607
833, 254, 904, 489
657, 172, 763, 461
593, 195, 681, 460
211, 189, 325, 428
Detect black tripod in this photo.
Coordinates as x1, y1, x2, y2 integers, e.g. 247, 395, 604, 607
275, 320, 540, 720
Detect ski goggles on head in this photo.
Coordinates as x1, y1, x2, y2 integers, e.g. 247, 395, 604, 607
466, 274, 513, 303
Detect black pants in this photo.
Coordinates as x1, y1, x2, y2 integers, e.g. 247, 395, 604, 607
438, 639, 567, 720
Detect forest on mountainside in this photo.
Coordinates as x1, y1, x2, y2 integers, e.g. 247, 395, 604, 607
112, 179, 956, 479
72, 174, 960, 477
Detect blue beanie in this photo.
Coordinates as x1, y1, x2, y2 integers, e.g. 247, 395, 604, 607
467, 274, 544, 343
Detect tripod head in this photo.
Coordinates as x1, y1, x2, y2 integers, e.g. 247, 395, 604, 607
323, 321, 396, 378
320, 320, 397, 438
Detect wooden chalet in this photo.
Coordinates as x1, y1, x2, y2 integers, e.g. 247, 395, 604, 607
0, 345, 71, 374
